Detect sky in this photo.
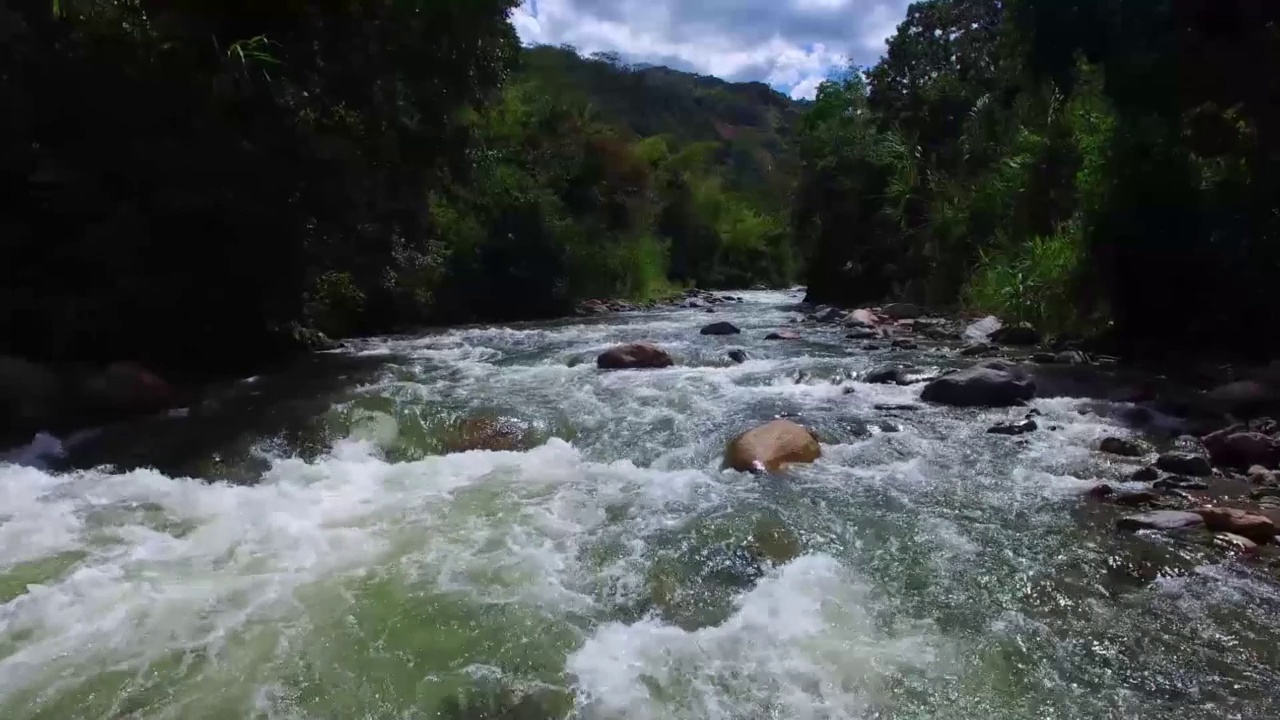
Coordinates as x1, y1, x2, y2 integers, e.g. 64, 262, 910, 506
512, 0, 911, 100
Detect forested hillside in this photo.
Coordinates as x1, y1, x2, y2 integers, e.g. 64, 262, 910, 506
1, 1, 801, 374
797, 0, 1280, 358
7, 0, 1276, 374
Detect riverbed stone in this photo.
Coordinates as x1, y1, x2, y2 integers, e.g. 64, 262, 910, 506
919, 362, 1035, 407
1130, 466, 1160, 482
724, 419, 821, 473
1247, 464, 1276, 485
444, 416, 533, 453
1153, 476, 1209, 491
1099, 437, 1149, 457
960, 342, 995, 357
1055, 350, 1089, 365
1155, 451, 1212, 477
727, 350, 749, 364
1204, 431, 1280, 470
863, 364, 909, 385
1112, 490, 1162, 507
991, 323, 1042, 346
700, 321, 741, 336
597, 342, 674, 370
1213, 532, 1259, 554
765, 330, 800, 341
846, 328, 878, 340
844, 308, 880, 329
1193, 507, 1276, 543
1117, 510, 1206, 533
987, 419, 1038, 436
882, 303, 924, 320
891, 338, 918, 350
964, 315, 1002, 341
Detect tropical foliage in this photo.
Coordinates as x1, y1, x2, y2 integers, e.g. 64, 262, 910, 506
797, 0, 1280, 356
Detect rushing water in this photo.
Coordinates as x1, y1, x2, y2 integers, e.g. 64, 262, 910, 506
3, 290, 1280, 719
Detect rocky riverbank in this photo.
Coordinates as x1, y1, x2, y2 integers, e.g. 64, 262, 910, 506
587, 295, 1280, 565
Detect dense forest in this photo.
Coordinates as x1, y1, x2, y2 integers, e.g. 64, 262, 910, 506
3, 0, 1278, 373
798, 0, 1280, 359
1, 0, 800, 373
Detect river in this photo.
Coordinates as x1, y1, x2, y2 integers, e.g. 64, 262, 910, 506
2, 289, 1279, 719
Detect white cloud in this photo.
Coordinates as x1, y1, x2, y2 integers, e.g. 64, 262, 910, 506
512, 0, 909, 96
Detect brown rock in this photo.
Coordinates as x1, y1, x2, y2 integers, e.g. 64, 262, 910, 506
597, 342, 674, 370
725, 420, 821, 473
1193, 507, 1277, 543
1204, 431, 1280, 470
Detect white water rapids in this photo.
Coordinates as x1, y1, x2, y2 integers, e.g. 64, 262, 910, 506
2, 290, 1279, 719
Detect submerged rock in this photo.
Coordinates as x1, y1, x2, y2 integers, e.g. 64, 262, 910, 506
891, 338, 918, 350
444, 416, 533, 453
846, 328, 878, 340
960, 342, 995, 357
727, 349, 749, 364
920, 361, 1035, 407
765, 330, 801, 341
987, 419, 1038, 436
1117, 510, 1206, 533
1155, 451, 1212, 477
700, 321, 741, 336
597, 342, 674, 370
724, 419, 821, 473
1099, 437, 1149, 458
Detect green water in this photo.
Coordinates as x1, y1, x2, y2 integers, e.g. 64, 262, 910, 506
1, 291, 1279, 718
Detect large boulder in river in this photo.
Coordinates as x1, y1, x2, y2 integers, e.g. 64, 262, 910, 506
725, 420, 821, 473
597, 342, 674, 370
919, 361, 1035, 407
1193, 507, 1276, 543
1155, 451, 1212, 477
1203, 431, 1280, 469
700, 321, 741, 336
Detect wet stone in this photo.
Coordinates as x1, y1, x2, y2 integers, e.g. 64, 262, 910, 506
1130, 466, 1160, 483
1117, 510, 1207, 533
1155, 451, 1212, 477
1153, 476, 1210, 491
987, 419, 1038, 436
